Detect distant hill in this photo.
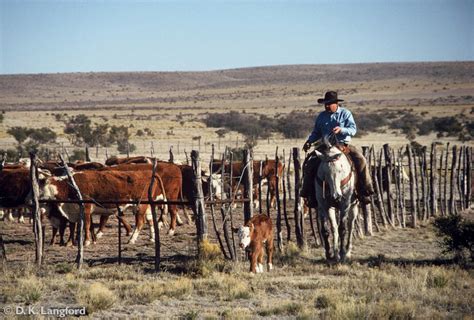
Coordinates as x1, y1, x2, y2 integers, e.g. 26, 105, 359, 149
0, 61, 472, 110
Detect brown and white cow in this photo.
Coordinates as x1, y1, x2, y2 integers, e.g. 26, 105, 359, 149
234, 214, 274, 273
99, 161, 183, 240
34, 170, 166, 246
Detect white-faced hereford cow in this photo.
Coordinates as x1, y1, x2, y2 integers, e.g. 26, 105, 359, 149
234, 214, 274, 273
35, 170, 168, 246
99, 162, 183, 240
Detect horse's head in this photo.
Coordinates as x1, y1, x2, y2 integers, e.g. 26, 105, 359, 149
314, 140, 351, 203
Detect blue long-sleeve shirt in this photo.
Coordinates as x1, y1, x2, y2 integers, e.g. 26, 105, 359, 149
307, 106, 357, 144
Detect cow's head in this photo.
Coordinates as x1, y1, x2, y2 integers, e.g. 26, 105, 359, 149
233, 223, 254, 249
202, 173, 225, 199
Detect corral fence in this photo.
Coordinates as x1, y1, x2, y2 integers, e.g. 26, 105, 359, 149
10, 142, 474, 272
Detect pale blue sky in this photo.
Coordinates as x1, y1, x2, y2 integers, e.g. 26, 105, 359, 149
1, 0, 472, 74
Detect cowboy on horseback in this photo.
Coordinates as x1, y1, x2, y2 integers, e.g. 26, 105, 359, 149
301, 91, 374, 207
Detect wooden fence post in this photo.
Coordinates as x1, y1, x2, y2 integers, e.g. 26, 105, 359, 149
191, 151, 207, 250
287, 151, 293, 200
372, 148, 388, 227
281, 151, 291, 242
169, 147, 174, 163
397, 148, 406, 228
85, 145, 91, 162
0, 235, 5, 262
457, 146, 465, 212
29, 152, 43, 266
229, 151, 237, 260
275, 150, 283, 252
449, 145, 457, 215
443, 143, 450, 216
464, 147, 472, 208
59, 154, 85, 269
148, 158, 161, 272
430, 143, 438, 216
383, 144, 394, 224
420, 147, 428, 221
362, 147, 374, 235
242, 149, 253, 224
258, 160, 263, 215
208, 146, 229, 259
293, 148, 305, 249
117, 206, 123, 265
413, 148, 421, 219
406, 145, 417, 228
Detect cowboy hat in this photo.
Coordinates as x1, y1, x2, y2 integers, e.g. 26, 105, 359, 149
317, 91, 344, 104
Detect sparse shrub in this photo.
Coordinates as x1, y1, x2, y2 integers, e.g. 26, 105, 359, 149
258, 302, 304, 317
76, 282, 117, 314
181, 310, 199, 320
164, 277, 193, 298
18, 275, 44, 304
433, 215, 474, 262
277, 241, 301, 266
277, 111, 314, 138
315, 295, 335, 309
426, 270, 449, 289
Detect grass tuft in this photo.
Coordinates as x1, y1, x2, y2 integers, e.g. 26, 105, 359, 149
76, 282, 117, 314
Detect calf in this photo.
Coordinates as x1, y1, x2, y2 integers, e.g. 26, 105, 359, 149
234, 214, 274, 273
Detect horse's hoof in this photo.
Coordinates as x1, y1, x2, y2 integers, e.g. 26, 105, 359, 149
96, 231, 104, 239
168, 229, 175, 236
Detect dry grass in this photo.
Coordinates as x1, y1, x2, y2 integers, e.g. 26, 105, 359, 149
76, 282, 117, 314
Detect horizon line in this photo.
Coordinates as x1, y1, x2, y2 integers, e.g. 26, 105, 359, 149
2, 60, 473, 77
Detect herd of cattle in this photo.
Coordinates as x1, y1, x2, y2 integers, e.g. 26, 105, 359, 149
0, 156, 283, 258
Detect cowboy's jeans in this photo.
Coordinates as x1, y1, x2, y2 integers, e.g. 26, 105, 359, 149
301, 156, 320, 207
347, 145, 375, 197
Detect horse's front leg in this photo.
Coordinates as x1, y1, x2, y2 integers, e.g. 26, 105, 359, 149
317, 206, 332, 260
345, 202, 359, 259
338, 207, 348, 261
327, 206, 339, 261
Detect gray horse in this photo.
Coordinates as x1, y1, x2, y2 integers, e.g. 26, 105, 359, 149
313, 136, 359, 262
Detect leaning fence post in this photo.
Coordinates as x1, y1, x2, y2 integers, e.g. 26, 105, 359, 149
59, 154, 85, 269
242, 149, 253, 224
29, 152, 43, 266
383, 144, 394, 225
406, 145, 417, 228
361, 147, 373, 235
208, 146, 229, 259
293, 148, 305, 248
191, 150, 208, 251
281, 153, 291, 242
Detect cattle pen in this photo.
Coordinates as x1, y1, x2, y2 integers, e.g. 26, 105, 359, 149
1, 142, 472, 272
